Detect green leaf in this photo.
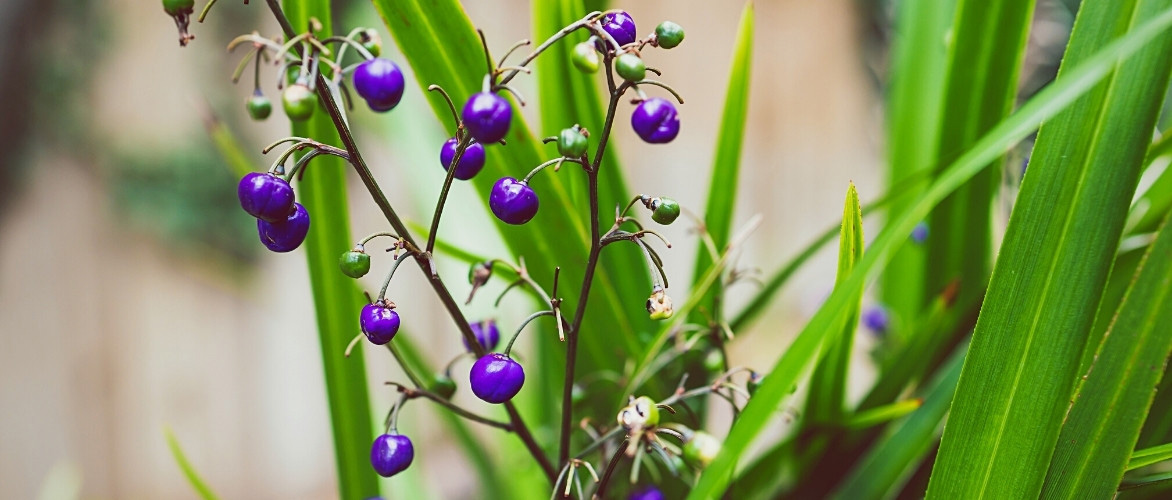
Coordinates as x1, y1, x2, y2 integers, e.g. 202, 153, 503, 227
1129, 162, 1172, 234
831, 345, 966, 500
843, 398, 923, 431
927, 0, 1172, 497
1041, 211, 1172, 498
164, 427, 220, 500
686, 9, 1172, 497
282, 1, 380, 498
880, 0, 956, 333
923, 0, 1035, 311
1129, 441, 1172, 471
806, 182, 863, 424
689, 0, 753, 319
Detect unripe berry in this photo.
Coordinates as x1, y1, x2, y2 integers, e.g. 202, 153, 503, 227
557, 127, 589, 157
246, 91, 272, 121
649, 197, 680, 225
282, 83, 316, 121
683, 431, 722, 469
571, 42, 600, 73
615, 53, 646, 82
339, 250, 371, 278
655, 21, 685, 49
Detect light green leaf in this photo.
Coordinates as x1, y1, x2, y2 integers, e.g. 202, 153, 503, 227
928, 0, 1172, 496
843, 398, 923, 431
1129, 441, 1172, 472
686, 8, 1172, 497
164, 427, 220, 500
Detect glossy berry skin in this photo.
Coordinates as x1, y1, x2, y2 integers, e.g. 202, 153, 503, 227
462, 92, 512, 143
430, 374, 457, 400
360, 303, 400, 345
339, 251, 371, 278
257, 203, 310, 253
683, 431, 722, 469
353, 58, 406, 112
463, 319, 501, 352
571, 42, 600, 73
650, 197, 680, 225
282, 83, 316, 121
238, 172, 295, 222
469, 353, 525, 404
163, 0, 194, 15
440, 138, 486, 180
557, 127, 589, 157
655, 21, 685, 49
631, 98, 680, 144
863, 306, 890, 335
489, 177, 539, 225
615, 53, 646, 82
246, 91, 272, 121
602, 11, 638, 46
629, 486, 665, 500
370, 433, 414, 478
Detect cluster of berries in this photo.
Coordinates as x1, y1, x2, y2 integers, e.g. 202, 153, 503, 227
237, 172, 309, 252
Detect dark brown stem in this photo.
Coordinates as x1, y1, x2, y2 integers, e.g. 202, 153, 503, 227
593, 439, 628, 499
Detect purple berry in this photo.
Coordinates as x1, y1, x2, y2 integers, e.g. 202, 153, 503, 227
469, 353, 525, 404
238, 172, 295, 222
912, 221, 929, 243
352, 58, 405, 112
256, 202, 310, 252
370, 433, 414, 477
631, 98, 680, 144
489, 177, 539, 225
463, 319, 501, 352
602, 11, 638, 46
629, 486, 665, 500
360, 303, 400, 345
440, 138, 486, 180
863, 306, 890, 334
462, 92, 512, 144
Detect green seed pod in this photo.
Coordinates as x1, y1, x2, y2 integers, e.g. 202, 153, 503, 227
703, 349, 724, 374
650, 197, 681, 225
282, 83, 316, 121
429, 374, 457, 400
646, 288, 674, 320
557, 127, 589, 157
163, 0, 194, 15
246, 92, 272, 121
339, 250, 371, 278
361, 29, 383, 58
617, 396, 660, 431
571, 42, 601, 73
655, 21, 685, 49
683, 431, 722, 469
615, 53, 647, 82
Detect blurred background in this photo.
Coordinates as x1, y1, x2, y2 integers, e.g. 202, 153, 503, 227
0, 0, 1072, 498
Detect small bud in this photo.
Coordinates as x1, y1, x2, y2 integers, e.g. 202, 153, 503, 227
557, 126, 589, 157
466, 260, 494, 304
655, 21, 685, 49
615, 53, 647, 82
339, 249, 372, 278
646, 288, 674, 320
617, 396, 660, 431
649, 197, 681, 225
571, 42, 601, 73
683, 431, 722, 469
747, 371, 763, 396
361, 29, 383, 58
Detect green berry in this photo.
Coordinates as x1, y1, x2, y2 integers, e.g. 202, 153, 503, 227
571, 42, 600, 73
633, 396, 659, 427
361, 29, 383, 58
163, 0, 194, 15
557, 127, 589, 157
655, 21, 685, 49
571, 384, 586, 406
683, 431, 722, 469
283, 83, 316, 121
429, 374, 457, 400
247, 92, 272, 121
650, 197, 680, 225
747, 371, 762, 396
339, 250, 371, 278
703, 349, 724, 373
615, 53, 646, 82
617, 396, 660, 430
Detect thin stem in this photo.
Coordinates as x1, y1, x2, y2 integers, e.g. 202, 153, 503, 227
426, 134, 474, 255
386, 382, 513, 431
427, 85, 462, 135
522, 158, 566, 184
263, 0, 555, 482
386, 344, 425, 388
505, 310, 556, 355
594, 440, 627, 499
633, 79, 685, 103
377, 251, 413, 301
358, 231, 402, 247
497, 11, 604, 87
197, 0, 219, 23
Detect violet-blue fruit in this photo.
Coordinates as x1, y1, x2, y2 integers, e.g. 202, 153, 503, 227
370, 433, 413, 477
352, 58, 406, 112
256, 202, 310, 253
462, 92, 512, 143
601, 11, 638, 46
631, 98, 680, 144
463, 319, 501, 352
238, 172, 295, 222
862, 306, 890, 335
489, 177, 539, 225
469, 353, 525, 404
439, 138, 486, 180
360, 303, 401, 345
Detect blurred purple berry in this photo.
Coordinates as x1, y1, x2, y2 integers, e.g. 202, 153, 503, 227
352, 58, 405, 112
464, 319, 501, 352
360, 303, 400, 345
863, 306, 890, 334
601, 11, 638, 46
256, 202, 310, 252
238, 172, 294, 222
462, 92, 512, 143
469, 353, 525, 404
631, 98, 680, 144
912, 221, 929, 243
439, 138, 486, 180
489, 177, 539, 225
629, 486, 665, 500
370, 433, 413, 477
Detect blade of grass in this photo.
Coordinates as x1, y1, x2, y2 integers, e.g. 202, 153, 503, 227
689, 0, 754, 321
164, 427, 220, 500
1129, 163, 1172, 234
843, 399, 924, 431
830, 344, 966, 500
1040, 211, 1172, 498
881, 0, 956, 333
282, 1, 379, 498
1129, 442, 1172, 471
927, 0, 1172, 496
806, 183, 864, 424
686, 10, 1172, 497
